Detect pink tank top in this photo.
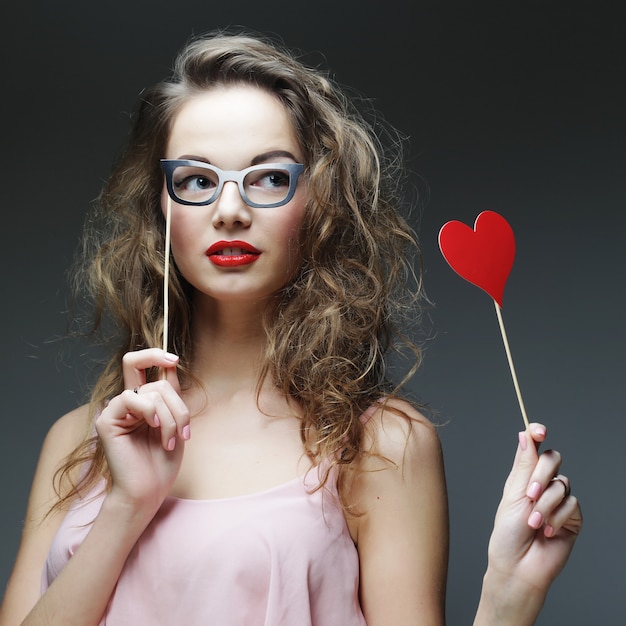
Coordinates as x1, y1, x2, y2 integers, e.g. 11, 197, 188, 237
42, 464, 366, 625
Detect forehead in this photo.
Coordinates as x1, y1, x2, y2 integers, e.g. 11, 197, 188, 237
166, 84, 303, 165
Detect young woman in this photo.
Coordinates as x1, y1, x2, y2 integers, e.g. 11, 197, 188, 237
0, 33, 581, 625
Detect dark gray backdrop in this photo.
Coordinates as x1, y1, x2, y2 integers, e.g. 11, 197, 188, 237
2, 2, 624, 623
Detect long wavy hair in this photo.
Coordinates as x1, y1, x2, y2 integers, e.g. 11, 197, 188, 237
54, 31, 427, 512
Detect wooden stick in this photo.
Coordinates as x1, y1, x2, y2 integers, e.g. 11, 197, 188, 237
494, 301, 530, 429
161, 196, 172, 379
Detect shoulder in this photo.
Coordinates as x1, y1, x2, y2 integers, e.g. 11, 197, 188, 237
23, 403, 94, 525
0, 404, 92, 624
18, 403, 92, 559
41, 404, 92, 468
32, 403, 93, 512
346, 397, 446, 538
361, 397, 443, 474
346, 398, 448, 623
48, 403, 92, 442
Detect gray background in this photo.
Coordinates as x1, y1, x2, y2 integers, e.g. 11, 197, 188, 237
2, 1, 624, 623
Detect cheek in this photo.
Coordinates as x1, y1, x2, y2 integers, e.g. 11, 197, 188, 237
161, 187, 205, 243
162, 203, 201, 266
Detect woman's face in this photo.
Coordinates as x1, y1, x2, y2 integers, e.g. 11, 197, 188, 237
162, 84, 307, 306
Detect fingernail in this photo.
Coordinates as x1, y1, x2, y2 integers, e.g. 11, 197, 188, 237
167, 437, 176, 451
527, 481, 542, 500
534, 425, 546, 437
154, 414, 161, 427
544, 524, 555, 538
163, 352, 179, 362
518, 431, 527, 451
528, 511, 543, 529
182, 425, 191, 440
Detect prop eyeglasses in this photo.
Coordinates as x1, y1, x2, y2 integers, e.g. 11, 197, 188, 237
160, 159, 305, 208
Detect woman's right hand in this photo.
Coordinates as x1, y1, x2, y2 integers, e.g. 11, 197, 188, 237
95, 349, 191, 512
1, 351, 191, 626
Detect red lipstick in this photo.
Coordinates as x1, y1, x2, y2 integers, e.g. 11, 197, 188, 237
206, 240, 261, 267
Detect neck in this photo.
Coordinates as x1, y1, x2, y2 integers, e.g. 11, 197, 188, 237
188, 294, 272, 394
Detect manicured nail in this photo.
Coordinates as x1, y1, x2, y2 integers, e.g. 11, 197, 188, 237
544, 524, 555, 537
167, 437, 176, 451
518, 431, 528, 451
527, 481, 542, 500
163, 352, 179, 362
182, 425, 191, 440
528, 511, 543, 529
154, 414, 161, 427
534, 425, 546, 437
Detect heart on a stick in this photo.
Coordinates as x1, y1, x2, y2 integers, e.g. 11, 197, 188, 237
438, 210, 515, 307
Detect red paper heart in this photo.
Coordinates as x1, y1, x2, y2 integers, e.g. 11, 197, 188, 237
438, 210, 515, 307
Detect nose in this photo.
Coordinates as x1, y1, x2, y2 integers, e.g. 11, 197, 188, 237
211, 181, 252, 229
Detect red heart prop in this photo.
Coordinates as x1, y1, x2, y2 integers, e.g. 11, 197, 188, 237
438, 210, 515, 307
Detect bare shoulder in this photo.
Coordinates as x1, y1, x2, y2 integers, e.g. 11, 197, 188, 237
43, 403, 92, 458
27, 403, 92, 523
0, 404, 92, 624
346, 396, 446, 536
360, 397, 443, 473
348, 398, 448, 623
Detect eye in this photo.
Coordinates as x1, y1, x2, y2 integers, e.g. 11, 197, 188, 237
174, 175, 215, 192
253, 170, 290, 189
171, 165, 219, 201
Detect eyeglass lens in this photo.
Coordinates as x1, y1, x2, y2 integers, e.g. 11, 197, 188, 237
171, 164, 295, 206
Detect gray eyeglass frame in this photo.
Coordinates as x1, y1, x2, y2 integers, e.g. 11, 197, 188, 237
160, 159, 305, 208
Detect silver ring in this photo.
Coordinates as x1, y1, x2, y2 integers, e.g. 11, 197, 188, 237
551, 476, 571, 499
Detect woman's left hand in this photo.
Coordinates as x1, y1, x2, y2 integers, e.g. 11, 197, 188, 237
476, 423, 583, 624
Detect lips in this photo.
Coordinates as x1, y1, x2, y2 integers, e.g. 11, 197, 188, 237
206, 240, 261, 267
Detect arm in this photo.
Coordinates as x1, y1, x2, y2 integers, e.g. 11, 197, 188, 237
348, 406, 582, 626
0, 406, 88, 626
474, 424, 582, 625
0, 349, 190, 626
348, 400, 448, 626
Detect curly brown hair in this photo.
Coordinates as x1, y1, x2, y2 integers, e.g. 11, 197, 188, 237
54, 31, 427, 512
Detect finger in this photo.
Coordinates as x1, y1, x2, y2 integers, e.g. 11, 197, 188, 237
527, 472, 570, 530
149, 391, 180, 450
134, 379, 190, 444
122, 349, 180, 390
97, 390, 163, 430
98, 373, 189, 451
162, 361, 183, 395
148, 379, 191, 442
527, 422, 547, 448
550, 474, 571, 499
525, 449, 563, 501
503, 424, 547, 496
544, 495, 583, 538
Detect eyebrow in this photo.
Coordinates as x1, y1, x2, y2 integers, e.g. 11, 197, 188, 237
175, 150, 300, 166
251, 150, 299, 165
